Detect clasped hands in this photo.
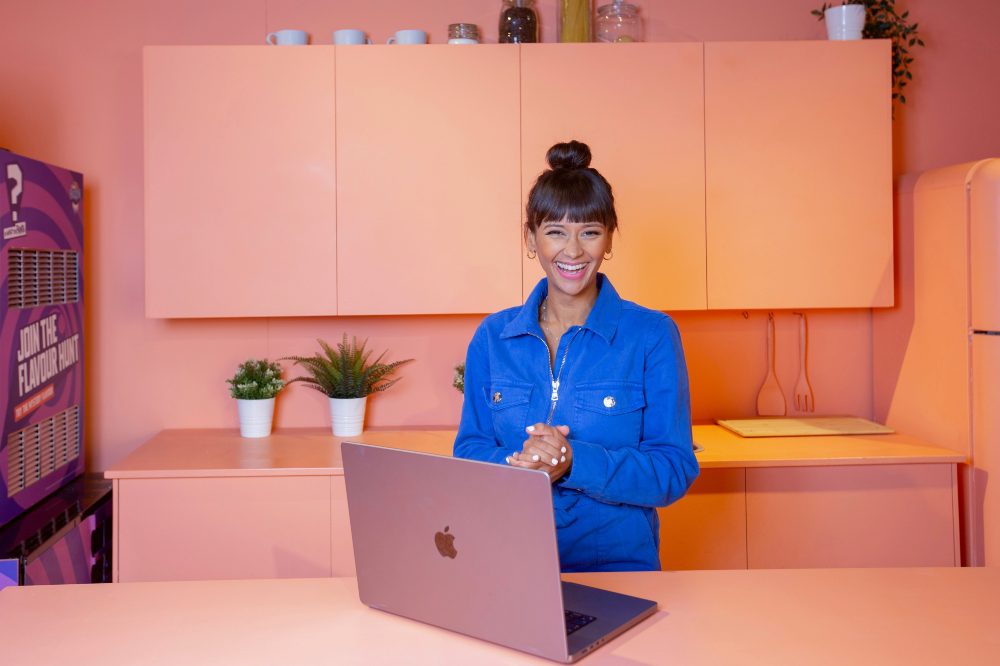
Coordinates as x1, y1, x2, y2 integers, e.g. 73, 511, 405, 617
506, 423, 572, 483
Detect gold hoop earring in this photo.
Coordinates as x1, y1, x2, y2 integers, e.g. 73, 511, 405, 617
526, 249, 537, 260
604, 249, 614, 260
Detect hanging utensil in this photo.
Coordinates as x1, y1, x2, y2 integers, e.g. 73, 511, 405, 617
793, 312, 815, 412
756, 312, 786, 416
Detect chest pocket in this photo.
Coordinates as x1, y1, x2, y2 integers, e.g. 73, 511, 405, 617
485, 382, 533, 449
572, 382, 645, 448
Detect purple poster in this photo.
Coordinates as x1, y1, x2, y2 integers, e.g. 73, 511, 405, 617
1, 150, 84, 526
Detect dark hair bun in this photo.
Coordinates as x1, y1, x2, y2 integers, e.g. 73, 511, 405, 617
546, 140, 592, 171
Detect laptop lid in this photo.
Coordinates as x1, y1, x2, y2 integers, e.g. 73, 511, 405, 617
342, 441, 570, 661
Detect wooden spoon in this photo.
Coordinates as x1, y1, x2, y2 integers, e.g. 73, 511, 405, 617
756, 312, 786, 416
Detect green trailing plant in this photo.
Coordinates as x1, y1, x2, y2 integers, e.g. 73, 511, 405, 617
812, 0, 924, 105
226, 359, 285, 400
453, 363, 465, 393
283, 335, 414, 399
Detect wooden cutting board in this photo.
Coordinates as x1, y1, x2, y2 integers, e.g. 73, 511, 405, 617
715, 417, 894, 438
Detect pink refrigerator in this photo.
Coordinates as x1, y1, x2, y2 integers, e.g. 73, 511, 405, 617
875, 158, 1000, 566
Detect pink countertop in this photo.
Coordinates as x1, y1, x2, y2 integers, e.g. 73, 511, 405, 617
1, 568, 997, 664
691, 424, 965, 468
104, 427, 455, 478
104, 426, 963, 480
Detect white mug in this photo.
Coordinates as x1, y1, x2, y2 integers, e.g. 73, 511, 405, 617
333, 29, 373, 45
266, 29, 309, 46
387, 29, 428, 45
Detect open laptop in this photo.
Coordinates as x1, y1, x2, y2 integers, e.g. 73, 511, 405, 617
341, 441, 658, 663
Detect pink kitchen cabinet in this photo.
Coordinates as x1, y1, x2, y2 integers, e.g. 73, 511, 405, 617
334, 46, 522, 315
107, 428, 960, 582
704, 41, 893, 309
659, 426, 962, 571
659, 468, 748, 570
144, 47, 338, 317
115, 475, 340, 582
659, 464, 960, 571
519, 43, 707, 310
745, 464, 960, 568
105, 429, 453, 583
142, 42, 891, 317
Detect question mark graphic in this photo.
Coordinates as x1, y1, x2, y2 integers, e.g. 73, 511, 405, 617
6, 163, 23, 223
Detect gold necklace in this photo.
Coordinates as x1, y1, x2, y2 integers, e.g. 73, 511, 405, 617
539, 297, 590, 332
539, 298, 561, 338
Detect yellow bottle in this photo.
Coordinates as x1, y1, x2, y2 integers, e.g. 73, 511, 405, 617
559, 0, 592, 42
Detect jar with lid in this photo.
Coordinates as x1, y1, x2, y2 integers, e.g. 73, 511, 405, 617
499, 0, 538, 43
595, 0, 643, 43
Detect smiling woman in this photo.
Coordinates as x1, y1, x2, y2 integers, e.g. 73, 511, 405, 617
453, 140, 700, 573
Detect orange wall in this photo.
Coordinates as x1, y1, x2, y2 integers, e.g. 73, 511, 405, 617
2, 1, 998, 470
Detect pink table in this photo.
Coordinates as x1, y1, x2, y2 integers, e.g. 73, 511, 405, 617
1, 568, 998, 664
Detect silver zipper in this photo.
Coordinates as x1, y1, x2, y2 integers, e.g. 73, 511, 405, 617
529, 329, 579, 424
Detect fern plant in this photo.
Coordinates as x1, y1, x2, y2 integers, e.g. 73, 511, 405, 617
283, 335, 414, 399
227, 359, 285, 400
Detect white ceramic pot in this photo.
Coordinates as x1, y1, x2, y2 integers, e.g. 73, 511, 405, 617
236, 398, 275, 438
824, 4, 866, 41
329, 396, 367, 437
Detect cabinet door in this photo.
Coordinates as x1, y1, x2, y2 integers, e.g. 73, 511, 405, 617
115, 476, 334, 582
335, 46, 522, 315
704, 41, 892, 309
658, 468, 747, 570
746, 464, 959, 568
144, 47, 337, 317
520, 44, 707, 310
330, 476, 356, 576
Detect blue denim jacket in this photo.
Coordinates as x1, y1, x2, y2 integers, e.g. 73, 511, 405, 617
454, 275, 699, 572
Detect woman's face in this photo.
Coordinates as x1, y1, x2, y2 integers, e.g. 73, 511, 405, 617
526, 217, 612, 301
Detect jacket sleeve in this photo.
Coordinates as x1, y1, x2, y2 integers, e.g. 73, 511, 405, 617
559, 316, 699, 507
453, 322, 512, 465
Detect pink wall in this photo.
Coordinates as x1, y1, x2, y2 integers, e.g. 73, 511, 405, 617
2, 1, 997, 470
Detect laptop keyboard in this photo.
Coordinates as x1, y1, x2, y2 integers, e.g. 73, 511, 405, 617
565, 610, 598, 635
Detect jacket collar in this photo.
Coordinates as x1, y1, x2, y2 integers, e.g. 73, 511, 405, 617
500, 274, 621, 344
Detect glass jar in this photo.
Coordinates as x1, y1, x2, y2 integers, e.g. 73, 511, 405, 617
595, 0, 643, 43
499, 0, 538, 44
559, 0, 592, 43
448, 23, 480, 43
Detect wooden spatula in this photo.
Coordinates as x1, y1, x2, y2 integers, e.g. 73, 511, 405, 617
756, 312, 786, 416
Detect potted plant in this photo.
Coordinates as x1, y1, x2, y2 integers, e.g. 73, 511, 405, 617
812, 0, 924, 105
453, 363, 465, 393
284, 335, 413, 437
226, 359, 285, 438
813, 1, 866, 40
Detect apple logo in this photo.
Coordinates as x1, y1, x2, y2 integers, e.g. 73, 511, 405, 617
434, 526, 458, 559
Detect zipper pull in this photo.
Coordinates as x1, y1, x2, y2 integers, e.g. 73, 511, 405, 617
551, 379, 560, 402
